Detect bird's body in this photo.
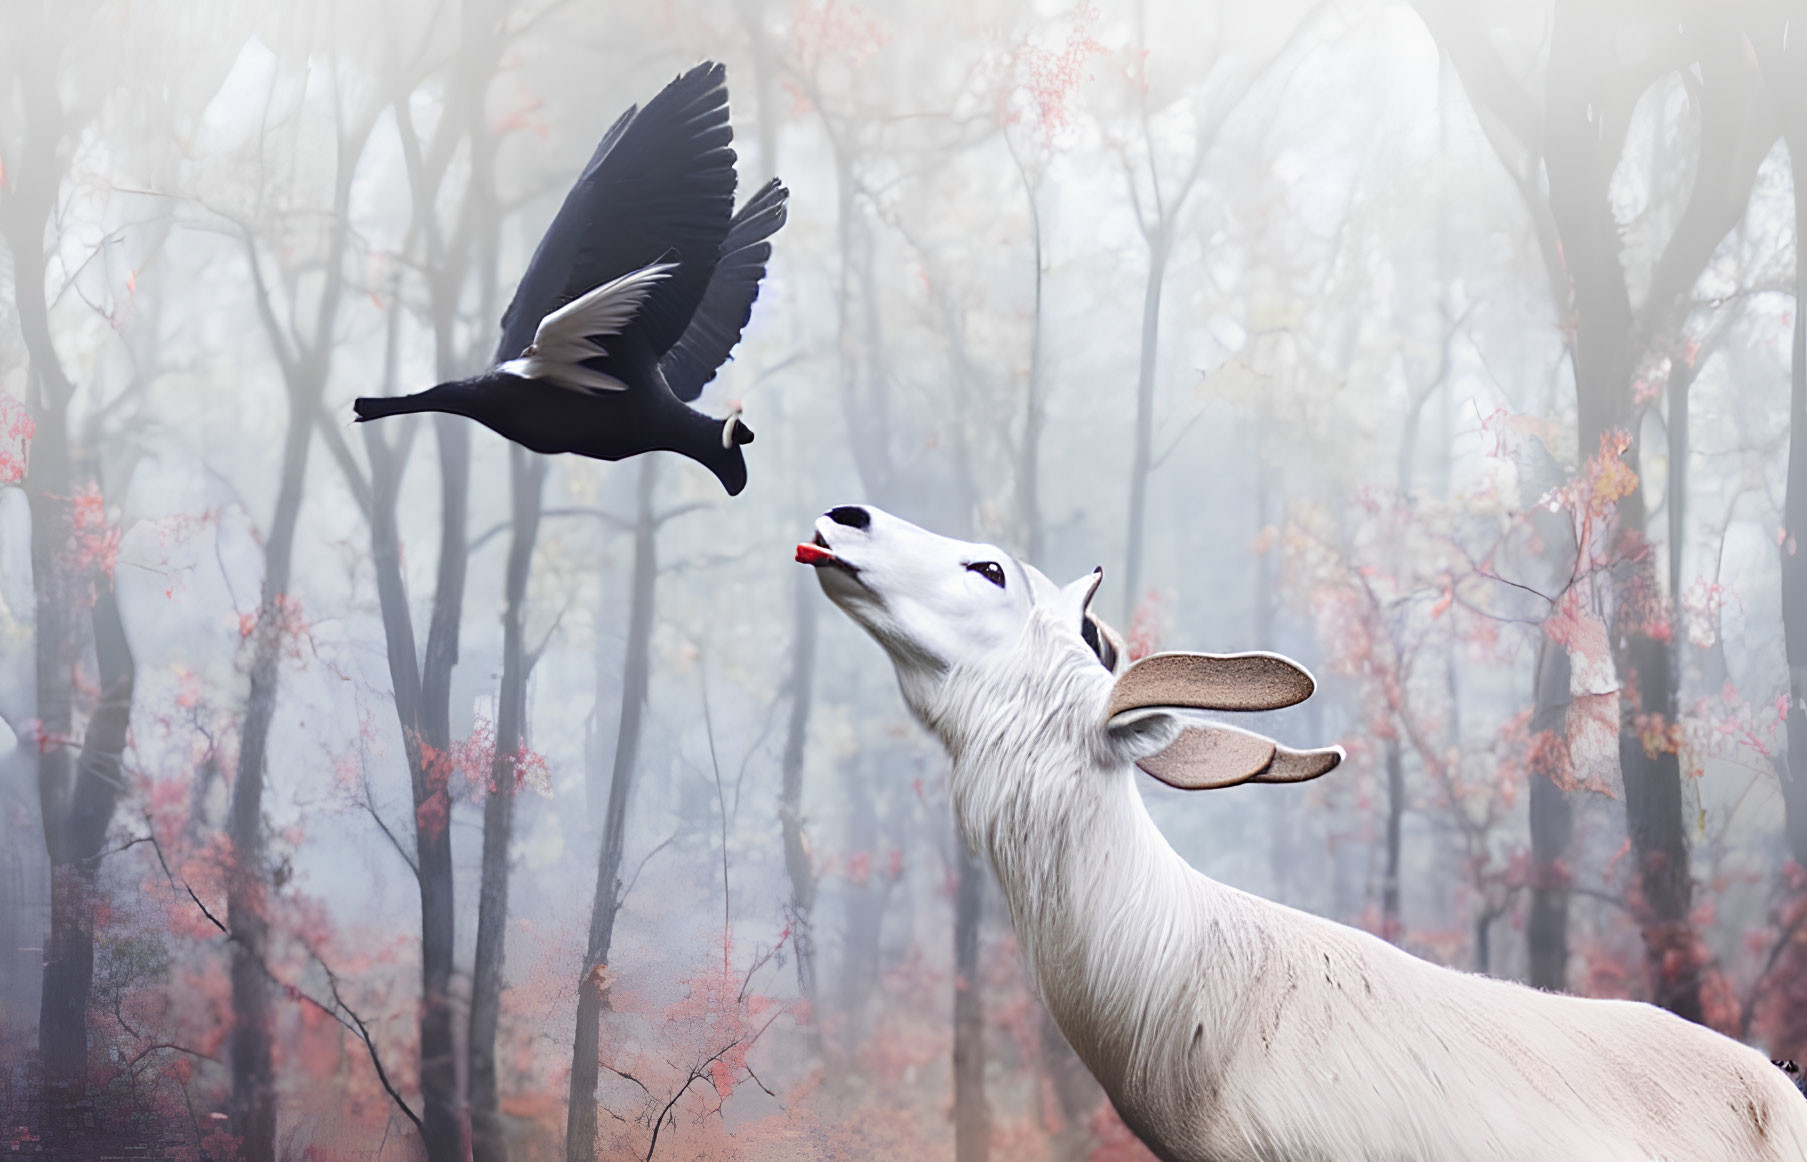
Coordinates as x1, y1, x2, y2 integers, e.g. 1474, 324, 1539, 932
354, 328, 739, 482
354, 62, 786, 496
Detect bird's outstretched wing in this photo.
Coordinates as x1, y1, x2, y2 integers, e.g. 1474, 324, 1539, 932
497, 259, 677, 393
659, 177, 789, 402
495, 61, 736, 366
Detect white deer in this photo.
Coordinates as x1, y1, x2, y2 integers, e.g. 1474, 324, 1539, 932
797, 504, 1807, 1162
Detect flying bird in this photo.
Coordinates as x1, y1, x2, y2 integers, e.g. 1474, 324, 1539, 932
353, 62, 786, 496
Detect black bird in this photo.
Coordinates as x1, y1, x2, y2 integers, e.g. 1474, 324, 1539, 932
353, 62, 786, 496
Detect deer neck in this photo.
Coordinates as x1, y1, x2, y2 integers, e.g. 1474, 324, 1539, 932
930, 620, 1243, 1098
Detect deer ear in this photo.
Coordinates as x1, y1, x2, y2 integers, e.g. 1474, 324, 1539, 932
1082, 613, 1124, 673
1057, 567, 1103, 624
1137, 722, 1276, 789
1057, 567, 1122, 672
1107, 651, 1316, 717
1246, 742, 1345, 784
1135, 723, 1345, 791
1104, 648, 1340, 790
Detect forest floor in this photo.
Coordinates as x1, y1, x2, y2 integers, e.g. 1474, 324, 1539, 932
1, 1054, 194, 1162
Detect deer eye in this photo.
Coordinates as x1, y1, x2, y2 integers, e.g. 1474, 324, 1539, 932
965, 561, 1006, 589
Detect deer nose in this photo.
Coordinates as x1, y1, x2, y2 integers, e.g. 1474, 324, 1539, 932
827, 505, 871, 530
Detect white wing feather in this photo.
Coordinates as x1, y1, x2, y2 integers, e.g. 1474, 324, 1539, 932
497, 260, 677, 393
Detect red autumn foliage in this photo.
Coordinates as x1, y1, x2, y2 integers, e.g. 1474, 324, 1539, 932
416, 714, 554, 800
790, 0, 890, 80
1004, 6, 1107, 148
1538, 428, 1638, 570
590, 927, 800, 1158
1125, 590, 1165, 662
0, 391, 32, 484
493, 86, 548, 139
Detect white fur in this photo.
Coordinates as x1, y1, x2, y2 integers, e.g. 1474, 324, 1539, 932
809, 506, 1807, 1162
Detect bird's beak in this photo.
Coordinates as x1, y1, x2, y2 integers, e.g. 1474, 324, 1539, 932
721, 406, 754, 449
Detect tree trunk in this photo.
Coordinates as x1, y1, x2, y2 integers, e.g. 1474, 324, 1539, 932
413, 229, 478, 1162
470, 447, 544, 1162
952, 843, 990, 1162
745, 18, 819, 1020
1252, 450, 1299, 907
25, 366, 81, 1099
831, 146, 894, 503
420, 417, 470, 1162
37, 868, 93, 1093
778, 572, 820, 1007
1541, 2, 1701, 1023
1015, 165, 1046, 564
359, 412, 466, 1162
1381, 738, 1404, 943
1527, 638, 1574, 991
736, 0, 781, 187
36, 574, 135, 1099
1666, 360, 1694, 616
358, 40, 485, 1147
1121, 235, 1168, 623
223, 96, 370, 1156
567, 457, 659, 1162
831, 750, 888, 1047
4, 53, 128, 1096
229, 388, 317, 1162
1611, 479, 1702, 1021
1780, 121, 1807, 870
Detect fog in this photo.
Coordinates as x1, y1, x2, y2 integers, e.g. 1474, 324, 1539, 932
4, 0, 1807, 1159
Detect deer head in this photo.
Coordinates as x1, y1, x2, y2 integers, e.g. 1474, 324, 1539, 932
799, 505, 1342, 790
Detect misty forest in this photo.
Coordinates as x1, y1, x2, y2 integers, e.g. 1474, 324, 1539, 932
7, 0, 1807, 1158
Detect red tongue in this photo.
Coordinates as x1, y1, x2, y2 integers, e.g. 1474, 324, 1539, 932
795, 543, 835, 566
